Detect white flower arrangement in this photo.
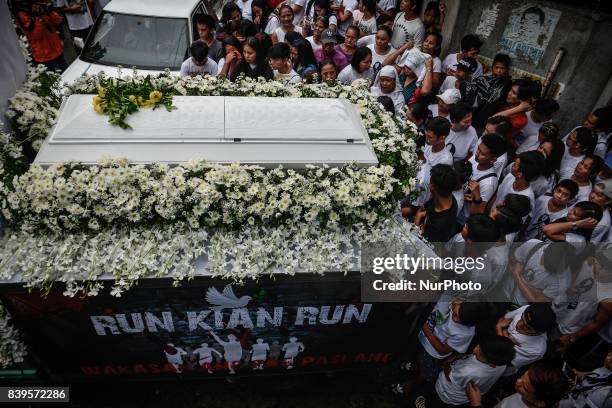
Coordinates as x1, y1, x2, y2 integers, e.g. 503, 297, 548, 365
0, 302, 27, 368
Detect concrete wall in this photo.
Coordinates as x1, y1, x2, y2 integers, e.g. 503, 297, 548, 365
444, 0, 612, 132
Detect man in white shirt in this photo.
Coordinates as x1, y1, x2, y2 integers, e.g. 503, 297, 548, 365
236, 0, 253, 21
491, 151, 544, 212
523, 180, 576, 240
587, 179, 612, 243
495, 304, 555, 376
180, 40, 218, 77
428, 88, 460, 118
56, 0, 93, 40
441, 34, 484, 80
445, 101, 478, 162
582, 106, 612, 158
390, 0, 425, 49
516, 99, 559, 148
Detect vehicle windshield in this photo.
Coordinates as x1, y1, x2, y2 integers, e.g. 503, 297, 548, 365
81, 12, 189, 70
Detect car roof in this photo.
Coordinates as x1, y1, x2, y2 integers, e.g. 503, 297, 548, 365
104, 0, 201, 18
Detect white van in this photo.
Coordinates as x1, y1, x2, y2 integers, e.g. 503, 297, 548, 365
61, 0, 218, 84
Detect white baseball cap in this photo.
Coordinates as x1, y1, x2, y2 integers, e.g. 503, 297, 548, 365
436, 88, 461, 104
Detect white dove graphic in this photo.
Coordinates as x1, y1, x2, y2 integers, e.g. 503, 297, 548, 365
206, 285, 252, 310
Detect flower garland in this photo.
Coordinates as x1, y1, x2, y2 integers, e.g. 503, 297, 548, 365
92, 76, 176, 129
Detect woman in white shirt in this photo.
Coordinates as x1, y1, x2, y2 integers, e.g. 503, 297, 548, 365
271, 5, 295, 44
367, 26, 395, 68
370, 65, 404, 116
354, 0, 377, 37
305, 16, 328, 51
251, 0, 280, 35
337, 46, 373, 84
302, 0, 338, 36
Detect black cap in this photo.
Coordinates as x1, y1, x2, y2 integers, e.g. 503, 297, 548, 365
524, 304, 556, 333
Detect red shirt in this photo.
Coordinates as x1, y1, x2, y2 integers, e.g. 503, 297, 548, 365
508, 112, 528, 140
17, 11, 64, 63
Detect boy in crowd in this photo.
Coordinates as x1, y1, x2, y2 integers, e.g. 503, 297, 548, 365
405, 116, 453, 210
460, 133, 506, 224
560, 127, 595, 181
495, 304, 555, 376
438, 57, 477, 94
516, 121, 560, 154
268, 43, 301, 83
569, 154, 604, 204
491, 150, 543, 213
195, 15, 224, 62
588, 178, 612, 243
445, 102, 479, 162
474, 116, 512, 178
582, 106, 612, 158
441, 34, 484, 80
415, 164, 459, 242
467, 359, 570, 408
516, 99, 560, 149
180, 40, 219, 77
433, 336, 515, 406
428, 88, 461, 119
522, 179, 578, 240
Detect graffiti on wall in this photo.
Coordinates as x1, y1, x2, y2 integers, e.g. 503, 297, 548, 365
475, 3, 500, 39
499, 4, 561, 65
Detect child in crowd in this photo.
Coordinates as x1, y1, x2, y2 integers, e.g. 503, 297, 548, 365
415, 164, 458, 242
516, 121, 560, 154
438, 57, 477, 94
268, 42, 301, 83
560, 126, 596, 180
445, 102, 478, 162
542, 200, 602, 244
180, 40, 219, 77
569, 154, 604, 204
491, 150, 544, 212
522, 179, 578, 240
441, 34, 484, 79
490, 193, 531, 243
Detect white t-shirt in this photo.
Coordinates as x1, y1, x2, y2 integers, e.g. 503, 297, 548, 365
435, 354, 506, 406
441, 52, 484, 80
179, 58, 218, 77
418, 301, 476, 359
559, 367, 612, 408
337, 65, 374, 84
356, 15, 377, 35
524, 196, 568, 240
495, 393, 529, 408
336, 0, 358, 36
559, 148, 584, 181
273, 26, 290, 43
390, 13, 425, 49
492, 174, 535, 213
520, 111, 546, 141
503, 240, 563, 305
457, 159, 498, 225
264, 14, 281, 35
414, 145, 453, 206
356, 34, 375, 47
236, 0, 253, 21
474, 136, 507, 178
571, 182, 592, 206
445, 126, 478, 161
594, 130, 611, 158
414, 56, 441, 86
590, 208, 611, 243
289, 0, 308, 26
438, 75, 459, 93
306, 36, 322, 51
377, 0, 395, 12
515, 134, 540, 154
273, 69, 301, 83
367, 44, 396, 67
469, 243, 509, 293
452, 189, 464, 217
530, 175, 555, 198
56, 0, 93, 30
504, 306, 548, 375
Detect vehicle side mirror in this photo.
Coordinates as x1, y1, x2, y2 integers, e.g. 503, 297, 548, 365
73, 37, 85, 49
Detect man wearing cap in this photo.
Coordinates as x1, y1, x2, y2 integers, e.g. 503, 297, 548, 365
496, 304, 556, 376
588, 179, 612, 243
429, 88, 461, 118
438, 57, 477, 94
314, 29, 349, 71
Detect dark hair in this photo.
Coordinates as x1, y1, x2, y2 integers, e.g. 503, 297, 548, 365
377, 26, 393, 40
351, 46, 372, 72
449, 102, 472, 123
284, 30, 303, 44
251, 0, 273, 33
518, 150, 544, 182
492, 53, 511, 68
528, 359, 570, 406
190, 40, 209, 62
574, 200, 604, 223
233, 36, 273, 81
466, 214, 500, 242
377, 96, 395, 116
583, 154, 605, 180
534, 99, 560, 117
238, 19, 257, 38
539, 122, 560, 140
481, 133, 506, 157
458, 302, 490, 326
278, 4, 294, 17
495, 195, 529, 235
292, 39, 317, 71
425, 32, 442, 53
524, 304, 556, 333
409, 101, 430, 121
395, 0, 423, 15
555, 179, 579, 199
195, 14, 216, 30
460, 34, 483, 53
424, 1, 440, 15
268, 42, 291, 59
512, 77, 542, 101
564, 333, 609, 372
479, 336, 515, 366
453, 160, 472, 187
539, 137, 564, 179
522, 6, 545, 24
361, 0, 377, 15
503, 193, 531, 218
426, 116, 451, 138
307, 0, 333, 18
430, 164, 457, 197
376, 14, 393, 27
314, 15, 329, 29
593, 106, 612, 132
221, 3, 242, 25
486, 116, 512, 138
319, 59, 336, 71
223, 35, 243, 56
574, 126, 596, 155
346, 25, 360, 37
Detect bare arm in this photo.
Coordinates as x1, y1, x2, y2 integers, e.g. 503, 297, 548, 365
419, 58, 434, 96
542, 218, 597, 242
511, 262, 552, 303
492, 101, 531, 119
382, 41, 412, 66
572, 302, 612, 340
421, 323, 454, 355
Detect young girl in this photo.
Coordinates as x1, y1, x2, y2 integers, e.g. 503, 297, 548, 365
366, 26, 395, 68
271, 5, 295, 44
336, 25, 359, 61
218, 36, 244, 78
303, 0, 337, 37
291, 39, 318, 81
305, 16, 328, 51
231, 35, 273, 81
251, 0, 280, 35
354, 0, 377, 37
337, 46, 373, 84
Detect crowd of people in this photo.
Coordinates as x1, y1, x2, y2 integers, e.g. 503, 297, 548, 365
9, 0, 612, 406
